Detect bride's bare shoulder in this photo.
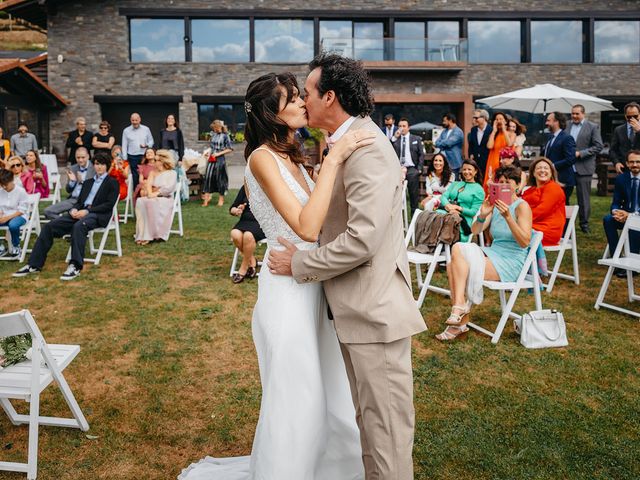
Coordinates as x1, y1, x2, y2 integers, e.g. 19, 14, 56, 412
248, 147, 280, 181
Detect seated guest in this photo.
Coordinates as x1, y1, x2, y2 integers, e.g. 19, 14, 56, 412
508, 117, 527, 158
134, 148, 156, 203
0, 169, 29, 258
439, 159, 485, 242
230, 185, 265, 284
522, 157, 566, 247
13, 151, 119, 280
110, 145, 130, 200
44, 147, 95, 220
6, 156, 25, 189
603, 150, 640, 276
436, 166, 533, 341
498, 146, 527, 193
21, 150, 49, 198
420, 152, 455, 211
135, 149, 177, 245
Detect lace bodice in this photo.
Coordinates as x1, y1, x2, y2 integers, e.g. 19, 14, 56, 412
245, 147, 318, 249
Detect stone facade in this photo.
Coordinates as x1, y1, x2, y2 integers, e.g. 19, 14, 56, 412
46, 0, 640, 155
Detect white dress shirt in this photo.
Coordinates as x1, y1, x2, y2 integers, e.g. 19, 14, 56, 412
328, 116, 357, 144
399, 133, 415, 167
476, 126, 486, 146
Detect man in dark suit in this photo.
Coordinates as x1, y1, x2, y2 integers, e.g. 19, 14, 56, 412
467, 108, 493, 177
610, 102, 640, 174
603, 150, 640, 276
544, 112, 576, 204
14, 151, 119, 281
566, 104, 604, 233
382, 113, 398, 141
393, 117, 425, 213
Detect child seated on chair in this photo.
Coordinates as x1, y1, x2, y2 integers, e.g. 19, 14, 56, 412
229, 185, 265, 284
0, 169, 29, 258
436, 166, 533, 342
13, 151, 119, 281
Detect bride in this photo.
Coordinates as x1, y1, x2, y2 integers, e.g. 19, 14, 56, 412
179, 73, 375, 479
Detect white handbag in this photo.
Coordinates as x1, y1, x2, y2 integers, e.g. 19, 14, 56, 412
513, 309, 568, 349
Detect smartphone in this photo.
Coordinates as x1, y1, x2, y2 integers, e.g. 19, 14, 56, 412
488, 182, 513, 206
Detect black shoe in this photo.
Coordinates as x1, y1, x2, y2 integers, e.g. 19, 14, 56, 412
232, 272, 245, 284
60, 264, 81, 281
580, 225, 591, 234
615, 268, 627, 278
13, 265, 41, 277
246, 266, 257, 279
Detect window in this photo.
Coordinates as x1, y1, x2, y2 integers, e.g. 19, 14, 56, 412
394, 22, 425, 61
130, 18, 185, 62
468, 21, 521, 63
191, 19, 250, 62
320, 21, 354, 57
595, 21, 640, 63
531, 20, 582, 63
354, 22, 384, 61
427, 21, 460, 61
198, 104, 246, 139
254, 19, 314, 63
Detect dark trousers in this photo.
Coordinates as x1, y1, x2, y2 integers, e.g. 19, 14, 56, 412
603, 214, 640, 255
563, 185, 574, 205
405, 166, 420, 214
452, 168, 460, 181
575, 174, 592, 228
29, 213, 100, 270
127, 154, 143, 188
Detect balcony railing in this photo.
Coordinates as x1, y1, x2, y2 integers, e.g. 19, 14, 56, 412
320, 37, 468, 63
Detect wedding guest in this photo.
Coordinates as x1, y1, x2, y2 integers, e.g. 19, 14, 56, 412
65, 117, 93, 164
522, 157, 566, 247
230, 185, 265, 284
610, 102, 640, 174
10, 123, 38, 159
467, 109, 492, 176
134, 148, 157, 202
420, 152, 454, 211
483, 112, 515, 189
435, 113, 464, 178
392, 117, 425, 213
0, 127, 10, 165
92, 120, 116, 156
437, 165, 532, 341
508, 117, 527, 158
158, 114, 184, 163
0, 168, 29, 258
6, 156, 25, 189
439, 159, 485, 242
21, 150, 49, 198
382, 113, 398, 141
44, 147, 95, 220
203, 119, 232, 207
109, 145, 130, 200
543, 112, 576, 204
135, 149, 177, 245
122, 112, 154, 188
498, 146, 527, 193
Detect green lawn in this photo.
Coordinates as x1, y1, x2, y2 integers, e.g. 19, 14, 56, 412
0, 192, 638, 480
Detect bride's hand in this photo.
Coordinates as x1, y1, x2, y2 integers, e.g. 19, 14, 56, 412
326, 130, 377, 165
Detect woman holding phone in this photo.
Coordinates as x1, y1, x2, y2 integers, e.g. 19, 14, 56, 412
20, 150, 49, 198
436, 165, 532, 341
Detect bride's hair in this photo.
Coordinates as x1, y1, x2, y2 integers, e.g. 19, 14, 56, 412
244, 72, 305, 165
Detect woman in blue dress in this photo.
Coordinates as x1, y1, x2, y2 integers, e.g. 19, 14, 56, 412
436, 165, 533, 341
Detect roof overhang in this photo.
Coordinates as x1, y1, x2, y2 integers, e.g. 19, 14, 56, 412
0, 0, 48, 29
0, 55, 67, 108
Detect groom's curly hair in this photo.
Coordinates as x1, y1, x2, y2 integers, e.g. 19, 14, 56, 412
308, 53, 374, 118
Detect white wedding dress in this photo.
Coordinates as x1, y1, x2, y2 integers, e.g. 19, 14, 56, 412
179, 148, 364, 480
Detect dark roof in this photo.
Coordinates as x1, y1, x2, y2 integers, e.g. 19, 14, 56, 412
0, 0, 49, 29
0, 54, 67, 108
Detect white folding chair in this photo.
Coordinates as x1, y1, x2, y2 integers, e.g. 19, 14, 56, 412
0, 309, 89, 479
467, 231, 544, 344
0, 193, 41, 263
229, 239, 268, 277
404, 209, 452, 308
595, 214, 640, 319
120, 175, 134, 224
38, 154, 61, 206
543, 205, 580, 292
65, 202, 122, 265
169, 187, 184, 237
401, 180, 409, 233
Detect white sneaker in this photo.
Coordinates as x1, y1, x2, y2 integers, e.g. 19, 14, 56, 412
8, 247, 21, 259
60, 264, 81, 281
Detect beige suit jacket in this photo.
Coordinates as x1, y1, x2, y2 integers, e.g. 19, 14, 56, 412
291, 116, 427, 344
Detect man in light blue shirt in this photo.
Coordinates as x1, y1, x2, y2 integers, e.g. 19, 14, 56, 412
10, 123, 38, 159
122, 112, 153, 188
435, 113, 464, 179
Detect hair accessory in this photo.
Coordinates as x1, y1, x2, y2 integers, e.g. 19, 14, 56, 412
244, 101, 252, 114
499, 146, 518, 160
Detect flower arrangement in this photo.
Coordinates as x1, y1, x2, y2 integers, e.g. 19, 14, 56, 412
0, 334, 32, 370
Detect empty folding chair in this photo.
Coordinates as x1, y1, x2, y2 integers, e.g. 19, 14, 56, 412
38, 154, 61, 207
595, 214, 640, 319
0, 193, 41, 263
0, 309, 89, 479
120, 174, 134, 224
169, 187, 184, 237
542, 205, 579, 292
65, 201, 121, 266
229, 239, 268, 277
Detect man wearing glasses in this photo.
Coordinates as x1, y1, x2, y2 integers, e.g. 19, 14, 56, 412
610, 102, 640, 174
467, 109, 492, 177
65, 117, 94, 165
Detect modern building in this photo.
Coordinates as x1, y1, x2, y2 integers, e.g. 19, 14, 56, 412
2, 0, 640, 156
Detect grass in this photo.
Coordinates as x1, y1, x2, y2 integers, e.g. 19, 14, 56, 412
0, 192, 638, 480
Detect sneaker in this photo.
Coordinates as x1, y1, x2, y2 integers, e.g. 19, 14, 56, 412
13, 265, 41, 277
8, 247, 21, 259
60, 264, 81, 281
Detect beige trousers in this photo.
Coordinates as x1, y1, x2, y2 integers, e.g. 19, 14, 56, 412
339, 337, 415, 480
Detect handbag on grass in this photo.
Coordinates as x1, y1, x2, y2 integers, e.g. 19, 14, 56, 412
513, 309, 568, 349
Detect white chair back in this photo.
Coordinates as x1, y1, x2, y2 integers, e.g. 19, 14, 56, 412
617, 214, 640, 262
39, 154, 59, 177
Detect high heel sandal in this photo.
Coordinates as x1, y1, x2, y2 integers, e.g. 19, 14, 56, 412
445, 304, 471, 325
246, 266, 257, 279
435, 325, 469, 342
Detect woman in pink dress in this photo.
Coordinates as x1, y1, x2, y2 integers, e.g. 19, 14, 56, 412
133, 147, 156, 204
20, 150, 50, 198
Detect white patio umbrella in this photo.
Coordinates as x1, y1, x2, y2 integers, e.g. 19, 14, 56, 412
409, 120, 439, 132
477, 83, 616, 114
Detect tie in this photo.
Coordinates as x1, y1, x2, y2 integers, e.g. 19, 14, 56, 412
632, 178, 639, 213
387, 128, 392, 140
400, 137, 406, 165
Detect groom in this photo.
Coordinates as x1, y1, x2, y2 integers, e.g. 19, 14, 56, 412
268, 53, 426, 479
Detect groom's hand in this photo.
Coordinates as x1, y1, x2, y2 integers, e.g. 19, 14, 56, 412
268, 237, 298, 276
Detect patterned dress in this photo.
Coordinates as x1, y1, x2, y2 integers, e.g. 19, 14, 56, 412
203, 131, 232, 195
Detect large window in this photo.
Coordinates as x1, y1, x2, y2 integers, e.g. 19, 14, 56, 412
531, 20, 582, 63
255, 19, 314, 63
468, 21, 521, 63
320, 20, 354, 57
191, 19, 250, 62
595, 21, 640, 63
130, 19, 185, 62
354, 22, 384, 61
394, 22, 425, 61
198, 104, 246, 139
428, 21, 461, 61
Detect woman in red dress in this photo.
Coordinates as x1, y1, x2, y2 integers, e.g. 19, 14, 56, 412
109, 145, 130, 201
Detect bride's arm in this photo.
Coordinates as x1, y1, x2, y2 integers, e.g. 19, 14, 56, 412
250, 130, 375, 242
